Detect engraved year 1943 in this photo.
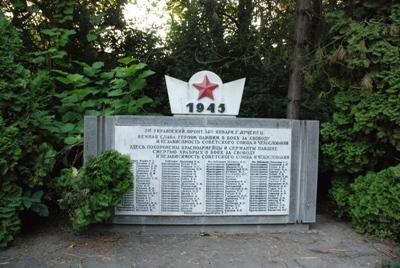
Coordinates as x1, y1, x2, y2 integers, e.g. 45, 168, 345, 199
186, 103, 225, 113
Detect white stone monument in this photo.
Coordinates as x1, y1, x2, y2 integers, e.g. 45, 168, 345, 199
165, 70, 245, 116
84, 70, 319, 232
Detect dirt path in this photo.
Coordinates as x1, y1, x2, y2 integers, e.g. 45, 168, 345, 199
0, 215, 399, 268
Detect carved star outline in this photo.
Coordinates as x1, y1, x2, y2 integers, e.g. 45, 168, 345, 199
192, 75, 219, 100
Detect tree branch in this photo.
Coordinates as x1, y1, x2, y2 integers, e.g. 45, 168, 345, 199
219, 12, 240, 29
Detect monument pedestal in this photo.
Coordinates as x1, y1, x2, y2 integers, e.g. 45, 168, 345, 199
109, 223, 309, 234
84, 115, 319, 228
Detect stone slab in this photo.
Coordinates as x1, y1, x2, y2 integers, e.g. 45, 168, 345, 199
84, 115, 319, 225
108, 223, 310, 234
114, 125, 291, 216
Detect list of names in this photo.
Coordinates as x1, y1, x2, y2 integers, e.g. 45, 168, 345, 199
114, 126, 291, 216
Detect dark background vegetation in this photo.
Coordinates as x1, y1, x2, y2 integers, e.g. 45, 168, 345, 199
1, 0, 399, 247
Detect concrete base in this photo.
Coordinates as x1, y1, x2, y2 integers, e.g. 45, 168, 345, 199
109, 224, 309, 234
85, 116, 319, 225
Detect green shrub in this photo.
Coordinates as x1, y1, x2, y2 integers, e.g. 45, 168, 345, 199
0, 117, 21, 177
0, 12, 53, 248
320, 5, 400, 176
0, 11, 57, 189
0, 181, 22, 248
349, 165, 400, 240
55, 150, 133, 231
53, 57, 154, 146
312, 3, 400, 225
329, 178, 352, 218
0, 9, 153, 246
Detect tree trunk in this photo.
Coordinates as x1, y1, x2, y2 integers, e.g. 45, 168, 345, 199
204, 0, 224, 52
237, 0, 253, 54
311, 0, 322, 48
286, 0, 313, 119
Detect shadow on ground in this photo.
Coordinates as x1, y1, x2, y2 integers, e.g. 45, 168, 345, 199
0, 214, 399, 268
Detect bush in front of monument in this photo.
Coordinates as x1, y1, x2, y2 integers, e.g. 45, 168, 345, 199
348, 165, 400, 240
54, 150, 133, 231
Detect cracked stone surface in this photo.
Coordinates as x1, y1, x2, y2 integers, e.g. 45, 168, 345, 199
0, 214, 399, 268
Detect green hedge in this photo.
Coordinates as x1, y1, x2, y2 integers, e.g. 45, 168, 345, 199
55, 150, 133, 231
349, 166, 400, 240
0, 11, 53, 248
315, 3, 400, 240
331, 165, 400, 240
0, 182, 22, 248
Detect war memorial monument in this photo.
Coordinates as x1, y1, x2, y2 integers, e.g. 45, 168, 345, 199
84, 70, 319, 231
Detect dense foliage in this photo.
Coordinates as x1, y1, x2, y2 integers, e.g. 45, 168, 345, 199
320, 4, 400, 176
0, 182, 22, 248
2, 0, 128, 65
303, 1, 400, 239
0, 11, 54, 247
349, 166, 400, 240
161, 0, 297, 118
55, 150, 133, 231
0, 2, 152, 246
54, 57, 154, 147
0, 11, 56, 190
313, 2, 400, 229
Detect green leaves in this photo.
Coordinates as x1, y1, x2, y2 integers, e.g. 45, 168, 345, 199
39, 26, 76, 64
54, 150, 133, 231
65, 136, 80, 145
21, 190, 49, 217
348, 166, 400, 240
330, 165, 400, 241
318, 4, 400, 240
86, 32, 97, 42
0, 1, 156, 248
139, 70, 155, 79
59, 123, 75, 133
321, 4, 400, 176
0, 181, 22, 248
0, 119, 21, 176
329, 178, 352, 218
117, 56, 134, 65
53, 57, 154, 146
31, 204, 49, 217
92, 61, 104, 69
0, 13, 59, 248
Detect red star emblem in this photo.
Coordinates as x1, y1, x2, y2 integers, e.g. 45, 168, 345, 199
192, 75, 218, 100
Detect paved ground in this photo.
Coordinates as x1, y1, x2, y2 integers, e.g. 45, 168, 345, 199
0, 214, 399, 268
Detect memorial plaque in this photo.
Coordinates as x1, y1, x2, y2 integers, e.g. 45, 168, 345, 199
114, 125, 291, 216
84, 70, 319, 228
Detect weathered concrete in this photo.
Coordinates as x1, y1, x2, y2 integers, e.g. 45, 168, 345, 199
84, 116, 319, 225
1, 214, 399, 268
